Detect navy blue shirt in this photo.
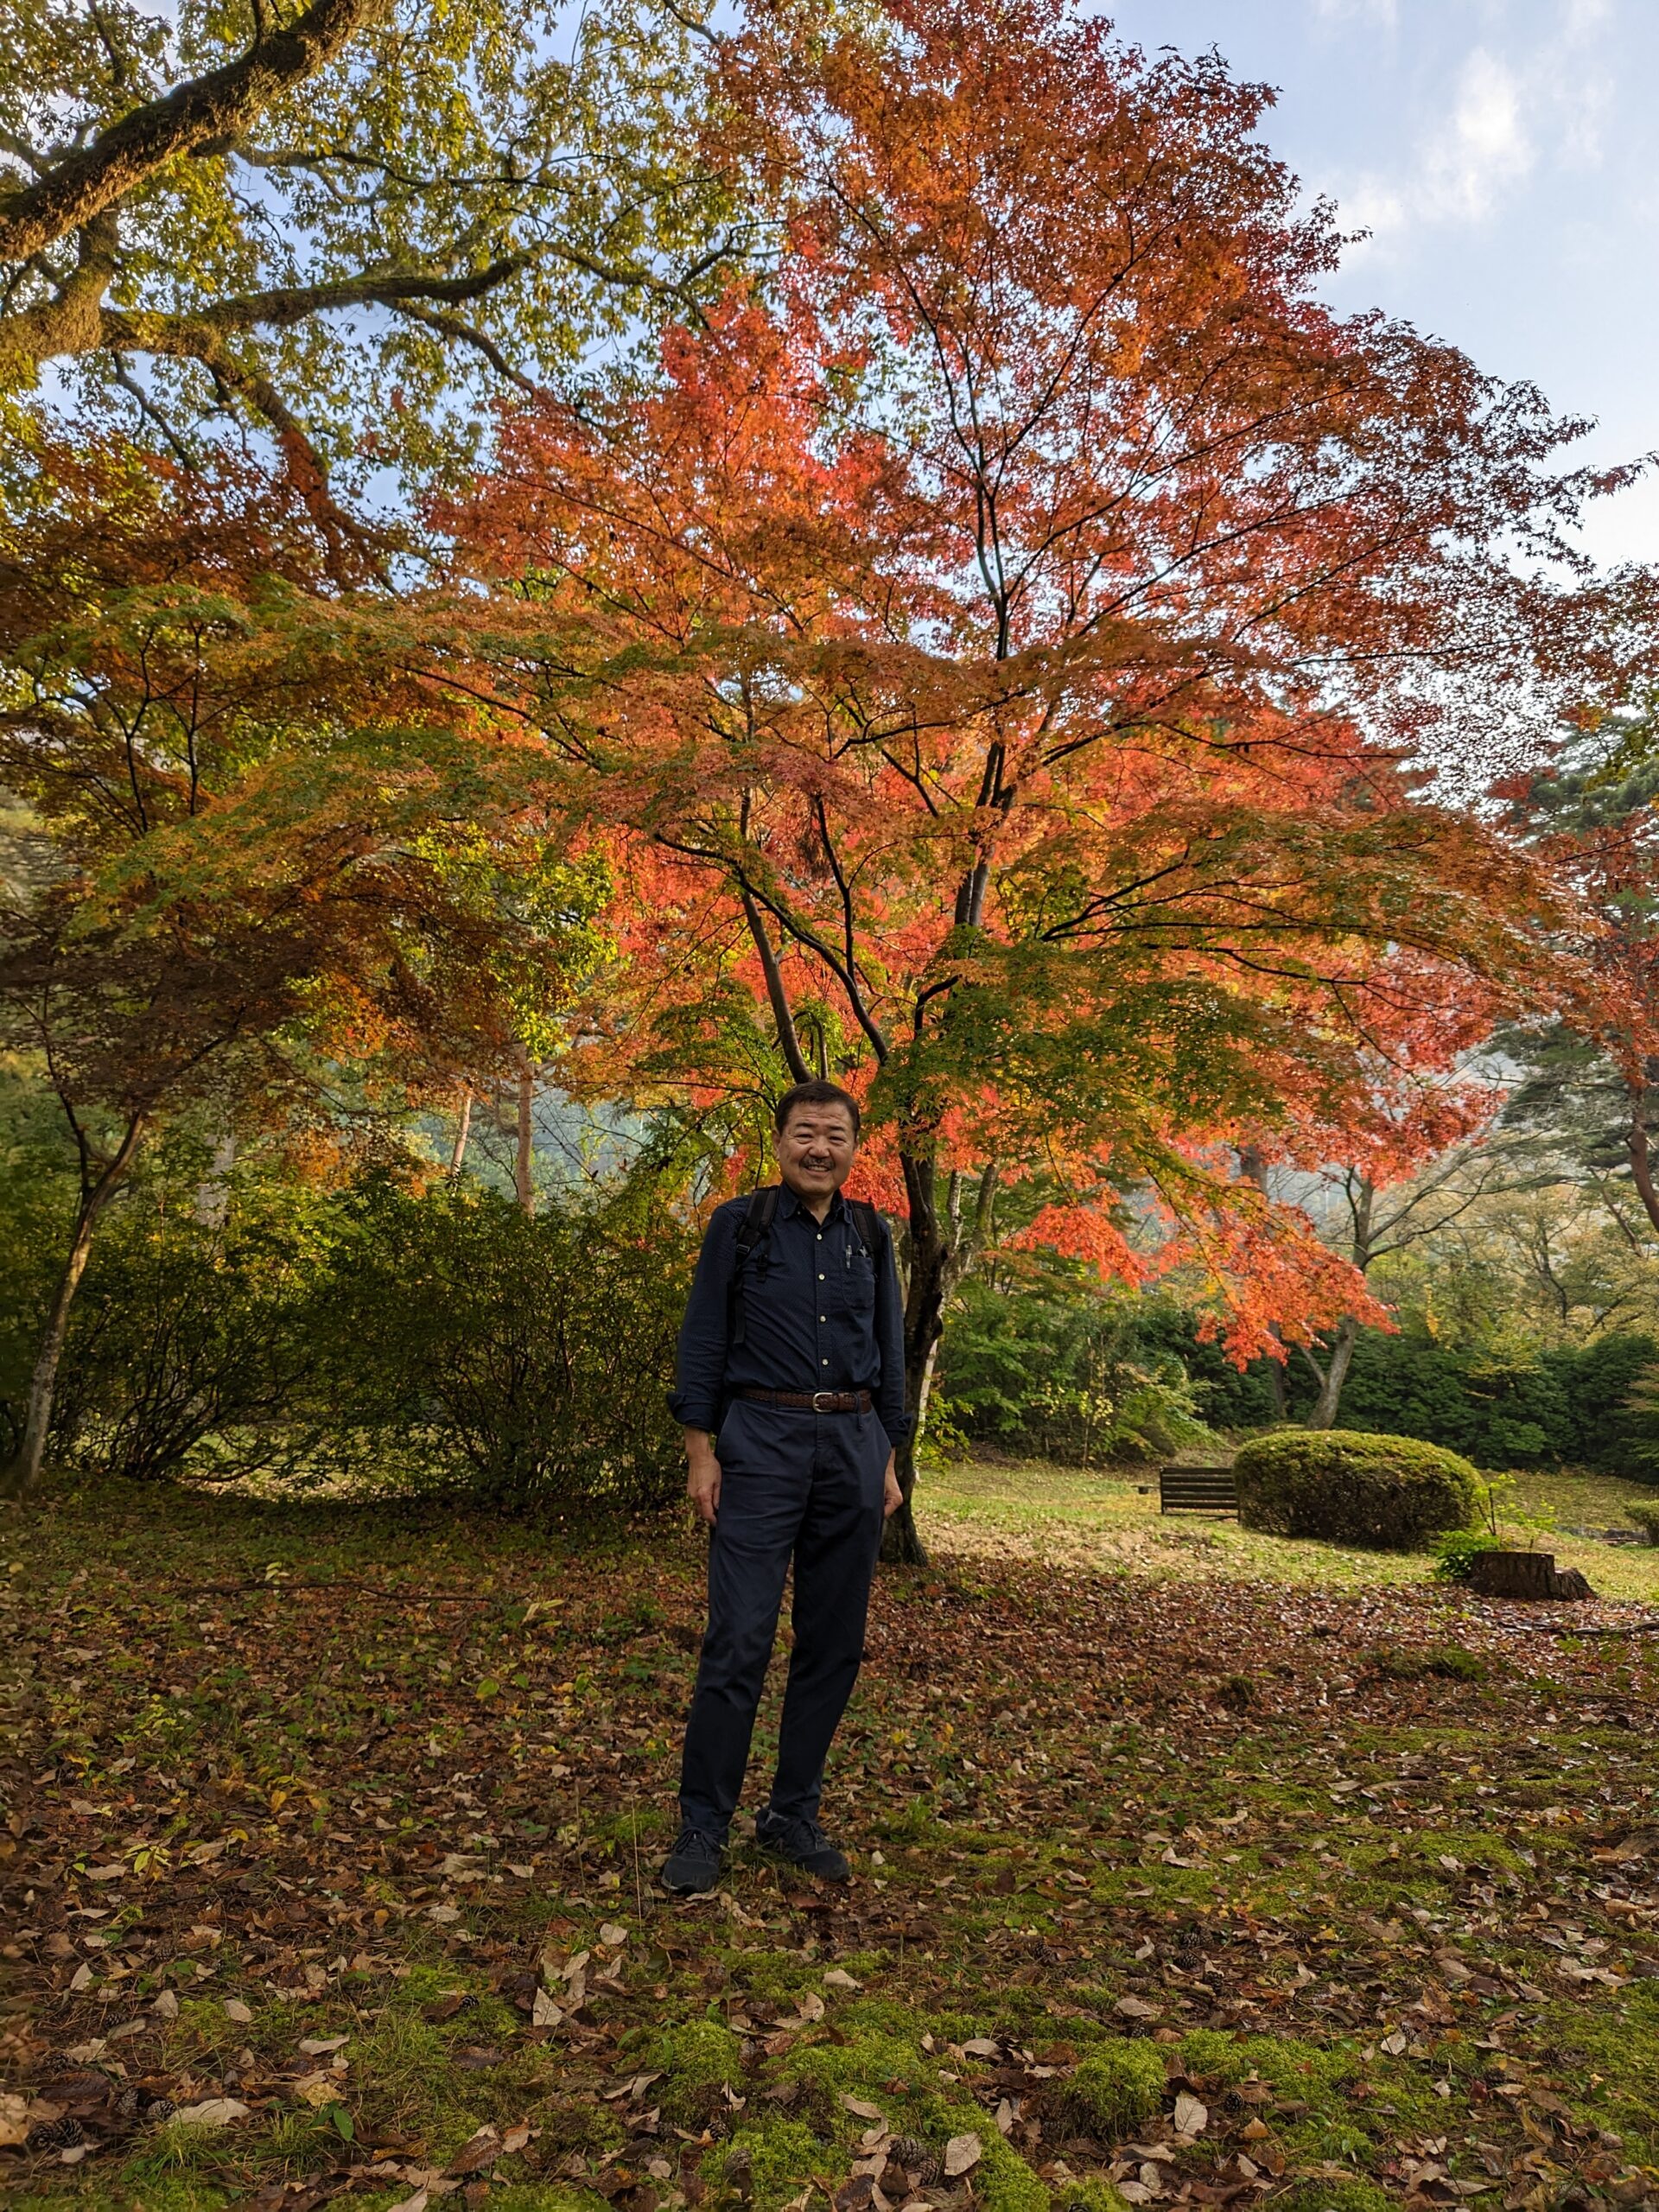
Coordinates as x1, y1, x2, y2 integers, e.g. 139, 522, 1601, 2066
669, 1185, 912, 1448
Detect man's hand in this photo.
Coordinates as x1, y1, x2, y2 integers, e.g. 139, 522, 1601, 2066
684, 1427, 721, 1525
883, 1453, 902, 1519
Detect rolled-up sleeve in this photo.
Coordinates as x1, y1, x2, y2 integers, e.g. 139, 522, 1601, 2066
874, 1214, 912, 1450
667, 1204, 739, 1433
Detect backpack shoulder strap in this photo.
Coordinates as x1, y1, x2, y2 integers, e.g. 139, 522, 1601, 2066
729, 1185, 780, 1345
846, 1198, 881, 1255
734, 1184, 780, 1258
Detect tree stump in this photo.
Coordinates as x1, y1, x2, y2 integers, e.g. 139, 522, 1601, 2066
1467, 1550, 1595, 1601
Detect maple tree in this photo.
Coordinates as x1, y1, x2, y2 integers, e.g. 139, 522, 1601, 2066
442, 0, 1588, 1555
0, 433, 601, 1493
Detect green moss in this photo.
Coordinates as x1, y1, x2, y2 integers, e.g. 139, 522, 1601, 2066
721, 2118, 829, 2208
1058, 2181, 1135, 2212
933, 2102, 1047, 2212
779, 2016, 925, 2108
641, 2018, 746, 2126
1068, 2042, 1168, 2136
1274, 2181, 1394, 2212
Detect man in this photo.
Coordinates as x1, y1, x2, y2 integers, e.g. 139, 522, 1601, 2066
662, 1079, 908, 1894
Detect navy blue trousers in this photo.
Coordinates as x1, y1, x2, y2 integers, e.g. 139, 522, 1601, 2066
677, 1398, 889, 1838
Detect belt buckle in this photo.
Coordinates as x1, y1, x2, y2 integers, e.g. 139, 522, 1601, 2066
811, 1389, 837, 1412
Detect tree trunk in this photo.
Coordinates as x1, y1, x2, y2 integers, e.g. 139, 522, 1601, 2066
1629, 1094, 1659, 1236
449, 1089, 473, 1179
514, 1061, 534, 1215
1306, 1313, 1359, 1429
194, 1132, 237, 1226
881, 1149, 950, 1567
5, 1116, 145, 1496
1236, 1146, 1287, 1415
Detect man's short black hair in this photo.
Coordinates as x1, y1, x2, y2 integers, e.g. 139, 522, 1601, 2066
774, 1079, 861, 1136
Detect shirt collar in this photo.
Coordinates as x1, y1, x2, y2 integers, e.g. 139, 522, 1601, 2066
779, 1183, 846, 1224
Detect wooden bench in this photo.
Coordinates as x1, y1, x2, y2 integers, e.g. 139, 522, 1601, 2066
1159, 1464, 1238, 1516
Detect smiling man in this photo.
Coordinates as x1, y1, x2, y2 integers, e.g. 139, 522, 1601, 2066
663, 1079, 908, 1894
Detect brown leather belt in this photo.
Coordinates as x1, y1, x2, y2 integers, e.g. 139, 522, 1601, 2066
736, 1387, 873, 1414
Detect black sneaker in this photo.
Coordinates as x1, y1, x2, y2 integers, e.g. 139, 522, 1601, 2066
755, 1810, 850, 1882
661, 1825, 724, 1894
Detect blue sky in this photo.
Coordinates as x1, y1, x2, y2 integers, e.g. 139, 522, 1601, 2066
1102, 0, 1659, 573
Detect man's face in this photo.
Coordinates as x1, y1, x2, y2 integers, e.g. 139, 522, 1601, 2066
774, 1104, 859, 1205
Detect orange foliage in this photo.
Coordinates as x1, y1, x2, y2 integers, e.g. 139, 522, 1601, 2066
436, 0, 1592, 1407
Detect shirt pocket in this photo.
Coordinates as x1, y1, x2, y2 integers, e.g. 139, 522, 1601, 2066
835, 1235, 877, 1315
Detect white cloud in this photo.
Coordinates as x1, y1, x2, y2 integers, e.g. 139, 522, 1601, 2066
1313, 0, 1398, 22
1420, 49, 1532, 223
1327, 6, 1613, 259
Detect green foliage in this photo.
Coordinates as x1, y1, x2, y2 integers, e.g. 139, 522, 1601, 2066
307, 1178, 692, 1507
1234, 1430, 1481, 1549
1284, 1325, 1659, 1473
1429, 1528, 1503, 1585
936, 1271, 1224, 1465
50, 1200, 329, 1484
0, 0, 739, 493
8, 1132, 692, 1506
1066, 2042, 1168, 2137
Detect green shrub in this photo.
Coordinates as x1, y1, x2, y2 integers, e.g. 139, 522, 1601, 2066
1067, 2042, 1167, 2137
1233, 1430, 1480, 1549
1627, 1500, 1659, 1546
50, 1209, 324, 1483
1430, 1527, 1503, 1584
308, 1178, 692, 1507
934, 1268, 1226, 1465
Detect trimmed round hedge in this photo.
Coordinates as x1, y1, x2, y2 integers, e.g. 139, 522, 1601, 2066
1233, 1429, 1481, 1549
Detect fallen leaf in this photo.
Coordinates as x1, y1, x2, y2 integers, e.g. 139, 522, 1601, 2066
425, 1904, 461, 1924
300, 2034, 350, 2054
68, 1964, 94, 1992
532, 1987, 563, 2027
151, 1989, 179, 2020
448, 2125, 502, 2176
0, 2094, 28, 2149
224, 1998, 253, 2024
840, 2095, 885, 2120
1115, 1996, 1159, 2020
175, 2097, 251, 2127
599, 1923, 629, 1947
1173, 2092, 1207, 2137
824, 1969, 862, 1992
961, 2037, 1000, 2056
944, 2133, 982, 2177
